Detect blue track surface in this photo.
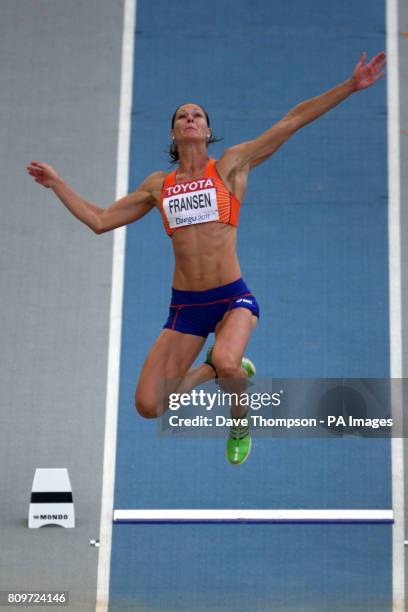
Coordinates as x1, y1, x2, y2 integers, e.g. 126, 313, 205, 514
109, 0, 390, 609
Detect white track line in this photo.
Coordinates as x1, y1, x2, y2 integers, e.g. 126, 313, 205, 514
386, 0, 405, 609
113, 509, 394, 523
95, 1, 137, 611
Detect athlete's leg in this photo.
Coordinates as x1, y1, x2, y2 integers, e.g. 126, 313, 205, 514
212, 307, 258, 417
176, 306, 257, 396
175, 361, 216, 394
211, 307, 258, 465
135, 329, 206, 418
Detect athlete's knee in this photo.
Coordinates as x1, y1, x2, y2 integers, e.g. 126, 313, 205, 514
134, 392, 161, 419
212, 350, 243, 379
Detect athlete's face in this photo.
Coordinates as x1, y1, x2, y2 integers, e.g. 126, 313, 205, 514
171, 104, 211, 144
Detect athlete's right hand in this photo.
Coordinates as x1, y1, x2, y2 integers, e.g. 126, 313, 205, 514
26, 161, 61, 188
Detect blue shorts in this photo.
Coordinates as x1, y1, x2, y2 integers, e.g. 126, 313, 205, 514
163, 278, 260, 338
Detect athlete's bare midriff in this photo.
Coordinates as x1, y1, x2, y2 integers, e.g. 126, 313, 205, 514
151, 163, 243, 291
170, 222, 241, 290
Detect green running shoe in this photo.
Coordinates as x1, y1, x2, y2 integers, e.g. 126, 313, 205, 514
205, 347, 255, 465
226, 415, 252, 465
205, 347, 256, 378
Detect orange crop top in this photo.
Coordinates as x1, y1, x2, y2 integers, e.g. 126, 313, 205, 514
159, 158, 241, 237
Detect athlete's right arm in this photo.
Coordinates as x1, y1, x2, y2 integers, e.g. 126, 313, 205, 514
26, 161, 164, 234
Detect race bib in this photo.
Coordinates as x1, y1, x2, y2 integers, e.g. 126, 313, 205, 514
162, 178, 219, 229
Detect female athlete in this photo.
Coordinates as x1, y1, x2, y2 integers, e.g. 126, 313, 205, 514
27, 51, 385, 465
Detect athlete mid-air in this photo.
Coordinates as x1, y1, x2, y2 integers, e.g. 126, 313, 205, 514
27, 51, 386, 464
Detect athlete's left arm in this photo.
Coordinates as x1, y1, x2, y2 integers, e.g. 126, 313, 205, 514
220, 51, 386, 173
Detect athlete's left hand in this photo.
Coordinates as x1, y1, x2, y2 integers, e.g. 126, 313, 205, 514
351, 51, 386, 91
